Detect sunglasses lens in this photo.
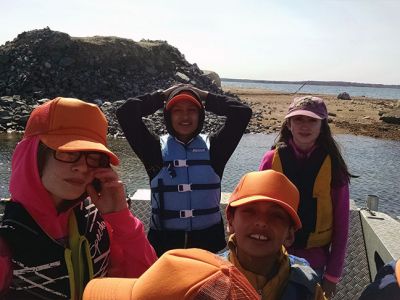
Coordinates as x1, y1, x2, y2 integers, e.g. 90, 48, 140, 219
54, 151, 109, 168
86, 153, 109, 168
54, 151, 81, 163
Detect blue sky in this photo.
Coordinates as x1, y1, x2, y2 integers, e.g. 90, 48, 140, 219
1, 0, 399, 85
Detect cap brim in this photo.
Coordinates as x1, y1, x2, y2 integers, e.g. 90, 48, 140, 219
229, 195, 302, 230
166, 94, 202, 110
285, 110, 324, 119
83, 278, 137, 300
40, 134, 120, 166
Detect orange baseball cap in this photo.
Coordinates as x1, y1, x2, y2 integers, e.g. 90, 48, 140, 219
24, 97, 119, 165
165, 90, 203, 111
83, 248, 259, 300
227, 170, 302, 230
396, 259, 400, 286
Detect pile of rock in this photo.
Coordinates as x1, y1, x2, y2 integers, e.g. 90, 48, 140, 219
0, 27, 221, 100
0, 28, 261, 135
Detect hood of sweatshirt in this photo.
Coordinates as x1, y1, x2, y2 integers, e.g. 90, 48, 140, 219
9, 136, 72, 240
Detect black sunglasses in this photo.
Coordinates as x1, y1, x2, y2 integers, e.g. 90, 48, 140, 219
53, 151, 110, 168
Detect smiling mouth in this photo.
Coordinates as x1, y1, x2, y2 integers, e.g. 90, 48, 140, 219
249, 233, 269, 241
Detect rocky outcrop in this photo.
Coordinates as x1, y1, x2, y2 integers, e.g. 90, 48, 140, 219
0, 27, 221, 100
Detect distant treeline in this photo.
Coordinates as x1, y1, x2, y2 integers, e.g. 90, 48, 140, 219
221, 78, 400, 89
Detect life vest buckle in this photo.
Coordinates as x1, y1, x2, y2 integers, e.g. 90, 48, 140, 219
180, 209, 194, 218
178, 184, 192, 192
173, 159, 188, 167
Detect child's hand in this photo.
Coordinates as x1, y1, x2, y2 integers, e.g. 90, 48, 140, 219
187, 86, 208, 102
86, 168, 128, 214
162, 84, 186, 99
322, 278, 336, 299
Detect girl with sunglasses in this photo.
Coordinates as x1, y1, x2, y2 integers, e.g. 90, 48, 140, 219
0, 97, 156, 299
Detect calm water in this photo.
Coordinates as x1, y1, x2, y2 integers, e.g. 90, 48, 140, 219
1, 133, 399, 218
222, 80, 400, 100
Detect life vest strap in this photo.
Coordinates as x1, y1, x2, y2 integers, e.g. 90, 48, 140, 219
151, 183, 221, 193
163, 159, 211, 167
152, 206, 220, 219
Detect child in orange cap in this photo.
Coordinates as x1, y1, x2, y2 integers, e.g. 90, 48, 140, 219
0, 98, 156, 299
222, 170, 327, 299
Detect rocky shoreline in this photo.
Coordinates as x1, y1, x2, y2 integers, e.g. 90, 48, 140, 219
228, 88, 400, 141
0, 93, 254, 138
1, 88, 400, 141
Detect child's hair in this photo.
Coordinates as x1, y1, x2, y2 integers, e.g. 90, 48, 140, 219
37, 142, 52, 177
273, 118, 356, 185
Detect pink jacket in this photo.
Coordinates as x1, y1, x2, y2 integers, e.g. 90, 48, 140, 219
0, 136, 157, 293
259, 142, 349, 283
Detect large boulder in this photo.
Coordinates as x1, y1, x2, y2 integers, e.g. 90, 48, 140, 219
202, 70, 221, 87
337, 92, 351, 100
379, 108, 400, 125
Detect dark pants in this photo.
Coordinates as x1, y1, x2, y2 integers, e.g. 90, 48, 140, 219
148, 220, 226, 257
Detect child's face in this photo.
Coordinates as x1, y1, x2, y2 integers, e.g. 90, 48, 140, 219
41, 150, 96, 205
229, 202, 295, 259
170, 101, 200, 143
287, 115, 322, 150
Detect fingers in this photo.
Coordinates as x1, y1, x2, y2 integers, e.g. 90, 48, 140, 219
322, 279, 337, 299
86, 184, 99, 202
325, 292, 335, 299
89, 169, 127, 214
92, 168, 119, 183
163, 83, 186, 98
91, 168, 125, 198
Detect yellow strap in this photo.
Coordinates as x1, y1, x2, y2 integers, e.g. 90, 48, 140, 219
68, 212, 94, 300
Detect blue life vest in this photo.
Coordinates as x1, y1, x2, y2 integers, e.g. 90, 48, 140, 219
281, 255, 322, 300
150, 134, 221, 231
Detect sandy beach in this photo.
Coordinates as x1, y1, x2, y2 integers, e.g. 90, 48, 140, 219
224, 87, 400, 141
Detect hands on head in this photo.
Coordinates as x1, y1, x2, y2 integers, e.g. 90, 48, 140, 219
162, 84, 208, 102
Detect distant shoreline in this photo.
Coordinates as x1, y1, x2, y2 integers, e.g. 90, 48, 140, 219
221, 78, 400, 89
